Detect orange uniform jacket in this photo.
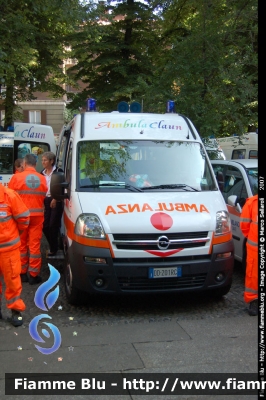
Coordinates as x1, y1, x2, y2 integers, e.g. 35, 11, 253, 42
8, 166, 47, 215
0, 184, 30, 252
240, 194, 258, 303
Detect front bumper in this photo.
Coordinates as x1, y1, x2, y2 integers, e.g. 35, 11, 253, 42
66, 239, 234, 295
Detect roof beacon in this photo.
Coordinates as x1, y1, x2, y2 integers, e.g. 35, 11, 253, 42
87, 98, 97, 112
166, 100, 175, 113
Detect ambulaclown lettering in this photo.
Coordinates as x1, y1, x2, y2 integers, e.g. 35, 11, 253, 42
95, 119, 182, 131
14, 126, 46, 140
105, 203, 209, 215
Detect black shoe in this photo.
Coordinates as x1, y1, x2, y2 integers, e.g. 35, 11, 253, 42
11, 310, 23, 327
20, 273, 29, 283
29, 275, 43, 285
0, 309, 2, 319
248, 299, 258, 316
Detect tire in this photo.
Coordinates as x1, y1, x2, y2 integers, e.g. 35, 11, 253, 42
64, 253, 87, 305
208, 284, 232, 299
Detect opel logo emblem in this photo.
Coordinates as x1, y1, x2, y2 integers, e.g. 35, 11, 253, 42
157, 235, 170, 250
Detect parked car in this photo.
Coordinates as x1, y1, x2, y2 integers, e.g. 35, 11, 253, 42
211, 159, 258, 269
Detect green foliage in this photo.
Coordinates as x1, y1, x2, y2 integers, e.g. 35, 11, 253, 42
147, 0, 258, 136
0, 0, 86, 128
68, 0, 160, 112
1, 0, 257, 136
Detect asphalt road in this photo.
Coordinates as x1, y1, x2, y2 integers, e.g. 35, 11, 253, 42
0, 237, 248, 330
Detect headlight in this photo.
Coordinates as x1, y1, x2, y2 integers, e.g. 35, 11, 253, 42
215, 210, 231, 235
75, 214, 105, 239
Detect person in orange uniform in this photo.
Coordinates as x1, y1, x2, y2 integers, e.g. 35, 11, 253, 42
240, 194, 258, 316
0, 183, 30, 326
8, 154, 47, 285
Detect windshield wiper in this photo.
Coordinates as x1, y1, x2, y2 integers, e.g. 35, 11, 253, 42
80, 183, 143, 192
142, 184, 199, 191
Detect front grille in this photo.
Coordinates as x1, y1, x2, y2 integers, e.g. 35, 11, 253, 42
112, 231, 210, 251
118, 273, 207, 291
113, 232, 208, 240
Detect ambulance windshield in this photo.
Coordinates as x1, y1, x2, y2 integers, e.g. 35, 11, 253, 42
78, 140, 216, 191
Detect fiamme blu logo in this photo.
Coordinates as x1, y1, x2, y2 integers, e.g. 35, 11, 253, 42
29, 264, 61, 355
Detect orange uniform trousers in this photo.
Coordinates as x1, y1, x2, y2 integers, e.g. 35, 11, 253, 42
244, 245, 258, 304
20, 215, 44, 277
0, 248, 26, 312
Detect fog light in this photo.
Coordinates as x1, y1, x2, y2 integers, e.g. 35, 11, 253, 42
84, 256, 106, 264
95, 278, 104, 287
215, 273, 225, 282
216, 252, 231, 259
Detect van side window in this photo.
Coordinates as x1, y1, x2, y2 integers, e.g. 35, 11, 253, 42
14, 141, 49, 173
0, 147, 13, 174
232, 149, 246, 159
57, 132, 70, 170
223, 166, 247, 203
249, 150, 258, 159
65, 142, 73, 187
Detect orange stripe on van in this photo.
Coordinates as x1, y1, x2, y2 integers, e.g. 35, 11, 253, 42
64, 212, 110, 248
227, 204, 240, 217
212, 232, 232, 245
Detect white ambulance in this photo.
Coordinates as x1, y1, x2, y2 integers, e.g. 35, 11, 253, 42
51, 104, 234, 304
216, 132, 258, 160
0, 122, 56, 186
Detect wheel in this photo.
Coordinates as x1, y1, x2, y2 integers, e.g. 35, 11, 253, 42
208, 284, 232, 299
64, 253, 87, 305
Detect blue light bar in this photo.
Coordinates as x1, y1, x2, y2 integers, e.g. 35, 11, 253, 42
166, 100, 175, 113
86, 98, 96, 112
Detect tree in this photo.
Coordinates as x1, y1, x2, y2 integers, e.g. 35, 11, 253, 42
148, 0, 258, 136
0, 0, 85, 129
67, 0, 161, 112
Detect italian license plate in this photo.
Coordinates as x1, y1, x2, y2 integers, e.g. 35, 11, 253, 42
149, 267, 182, 279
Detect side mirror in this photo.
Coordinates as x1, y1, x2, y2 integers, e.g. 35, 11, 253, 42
228, 195, 242, 213
50, 171, 69, 200
216, 171, 224, 191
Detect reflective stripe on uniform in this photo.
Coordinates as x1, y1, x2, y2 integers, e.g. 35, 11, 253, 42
17, 190, 47, 196
0, 236, 20, 249
14, 210, 30, 220
28, 266, 39, 272
240, 217, 251, 223
21, 263, 28, 272
245, 287, 258, 294
247, 238, 258, 247
29, 208, 44, 213
0, 216, 12, 223
6, 295, 22, 305
29, 253, 42, 259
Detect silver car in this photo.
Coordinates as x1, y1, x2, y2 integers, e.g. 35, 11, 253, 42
211, 159, 258, 269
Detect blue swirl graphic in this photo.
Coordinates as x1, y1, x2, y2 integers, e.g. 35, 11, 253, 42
29, 314, 61, 355
34, 264, 60, 311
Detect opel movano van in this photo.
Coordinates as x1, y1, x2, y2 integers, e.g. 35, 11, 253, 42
51, 104, 234, 304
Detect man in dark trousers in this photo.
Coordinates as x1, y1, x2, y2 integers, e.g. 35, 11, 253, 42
41, 151, 63, 257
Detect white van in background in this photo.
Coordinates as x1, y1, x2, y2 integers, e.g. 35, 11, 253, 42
0, 122, 56, 186
202, 138, 226, 160
216, 132, 258, 160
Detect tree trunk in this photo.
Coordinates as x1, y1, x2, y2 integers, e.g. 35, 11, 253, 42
4, 83, 14, 130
